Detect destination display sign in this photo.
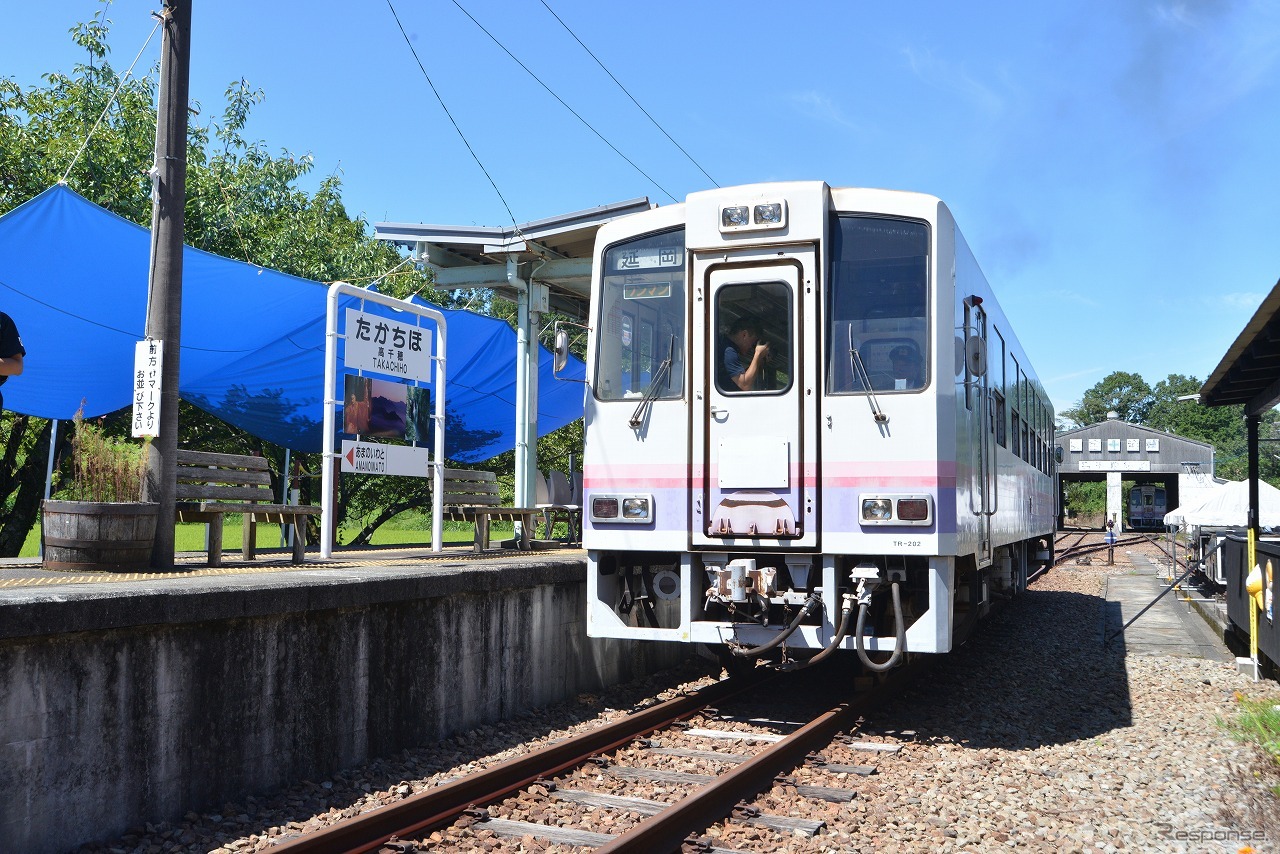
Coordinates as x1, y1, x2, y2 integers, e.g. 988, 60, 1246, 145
613, 246, 682, 271
344, 308, 432, 383
340, 440, 433, 477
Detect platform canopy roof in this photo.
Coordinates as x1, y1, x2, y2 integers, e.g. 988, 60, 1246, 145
375, 196, 652, 313
1201, 279, 1280, 415
0, 184, 586, 461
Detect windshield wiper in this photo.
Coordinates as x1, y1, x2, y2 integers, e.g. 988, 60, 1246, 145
630, 335, 675, 428
849, 327, 888, 424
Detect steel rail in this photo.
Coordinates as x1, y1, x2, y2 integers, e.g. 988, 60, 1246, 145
269, 674, 761, 854
593, 664, 917, 854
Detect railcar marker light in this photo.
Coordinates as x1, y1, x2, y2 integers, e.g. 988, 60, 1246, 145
896, 498, 930, 521
592, 497, 619, 519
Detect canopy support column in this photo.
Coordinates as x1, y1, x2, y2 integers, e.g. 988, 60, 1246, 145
508, 257, 545, 517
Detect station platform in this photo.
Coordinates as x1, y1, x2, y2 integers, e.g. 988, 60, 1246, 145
0, 543, 586, 638
1102, 553, 1232, 661
0, 541, 699, 854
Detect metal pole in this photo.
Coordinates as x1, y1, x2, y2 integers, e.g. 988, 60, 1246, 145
40, 418, 58, 559
281, 447, 291, 549
142, 0, 191, 569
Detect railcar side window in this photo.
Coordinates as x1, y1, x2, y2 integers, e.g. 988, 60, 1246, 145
826, 216, 929, 394
595, 228, 686, 402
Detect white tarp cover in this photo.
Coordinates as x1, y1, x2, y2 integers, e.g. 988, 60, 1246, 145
1164, 479, 1280, 529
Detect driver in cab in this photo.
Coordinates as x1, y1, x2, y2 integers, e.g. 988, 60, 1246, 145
723, 316, 770, 391
885, 343, 923, 390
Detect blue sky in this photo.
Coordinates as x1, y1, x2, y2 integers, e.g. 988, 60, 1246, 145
4, 1, 1279, 417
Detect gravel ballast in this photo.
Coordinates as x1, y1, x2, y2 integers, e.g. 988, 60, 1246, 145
73, 542, 1280, 853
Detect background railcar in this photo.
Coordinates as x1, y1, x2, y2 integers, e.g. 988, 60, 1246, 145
1127, 485, 1168, 531
576, 182, 1056, 670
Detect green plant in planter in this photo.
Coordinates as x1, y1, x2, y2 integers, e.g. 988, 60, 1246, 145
68, 408, 150, 503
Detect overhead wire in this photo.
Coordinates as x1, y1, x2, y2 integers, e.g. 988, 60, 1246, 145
538, 0, 718, 189
59, 13, 164, 184
384, 0, 525, 236
448, 0, 679, 204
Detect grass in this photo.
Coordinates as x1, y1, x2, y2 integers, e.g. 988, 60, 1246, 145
1224, 694, 1280, 768
19, 509, 482, 558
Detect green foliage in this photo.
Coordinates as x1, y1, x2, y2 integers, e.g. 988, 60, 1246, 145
0, 12, 452, 552
1223, 694, 1280, 767
1059, 371, 1152, 427
1063, 371, 1280, 489
1064, 481, 1106, 517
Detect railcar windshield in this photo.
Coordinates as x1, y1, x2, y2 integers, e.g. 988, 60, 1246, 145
594, 228, 686, 402
826, 216, 929, 394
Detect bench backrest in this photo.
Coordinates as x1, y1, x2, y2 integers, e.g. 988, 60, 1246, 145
442, 468, 502, 507
176, 449, 275, 504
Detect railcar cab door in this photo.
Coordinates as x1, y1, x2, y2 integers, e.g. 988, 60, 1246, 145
691, 248, 818, 549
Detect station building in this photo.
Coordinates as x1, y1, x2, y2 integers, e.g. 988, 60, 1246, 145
1054, 412, 1218, 530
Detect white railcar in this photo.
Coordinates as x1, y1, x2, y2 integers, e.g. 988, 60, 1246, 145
575, 182, 1056, 669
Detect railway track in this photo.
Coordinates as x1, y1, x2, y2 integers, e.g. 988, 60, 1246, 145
271, 664, 918, 853
1053, 530, 1173, 565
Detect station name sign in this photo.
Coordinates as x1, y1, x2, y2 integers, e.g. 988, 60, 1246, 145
344, 308, 432, 383
1078, 460, 1151, 472
340, 440, 433, 477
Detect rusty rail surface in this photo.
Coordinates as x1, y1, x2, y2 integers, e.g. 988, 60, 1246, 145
269, 674, 763, 854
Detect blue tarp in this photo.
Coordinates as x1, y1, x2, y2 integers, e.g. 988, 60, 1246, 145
0, 185, 586, 461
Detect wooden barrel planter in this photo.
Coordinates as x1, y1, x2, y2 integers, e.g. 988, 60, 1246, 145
42, 500, 159, 571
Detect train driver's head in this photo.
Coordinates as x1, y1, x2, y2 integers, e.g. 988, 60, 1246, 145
889, 343, 920, 367
728, 316, 763, 349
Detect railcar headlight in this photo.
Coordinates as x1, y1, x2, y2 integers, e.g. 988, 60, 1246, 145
721, 205, 750, 227
862, 498, 893, 521
622, 497, 650, 519
753, 203, 783, 224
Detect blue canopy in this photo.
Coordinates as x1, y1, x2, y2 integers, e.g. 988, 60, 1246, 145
0, 185, 586, 462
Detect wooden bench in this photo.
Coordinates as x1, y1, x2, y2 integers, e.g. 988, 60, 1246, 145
175, 449, 321, 566
442, 468, 538, 553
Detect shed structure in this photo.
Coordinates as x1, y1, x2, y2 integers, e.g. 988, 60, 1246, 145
1055, 413, 1216, 530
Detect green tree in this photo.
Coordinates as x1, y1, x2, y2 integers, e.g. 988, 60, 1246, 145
0, 13, 443, 554
1059, 371, 1153, 427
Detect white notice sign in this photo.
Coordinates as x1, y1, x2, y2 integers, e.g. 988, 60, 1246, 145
343, 308, 432, 382
132, 339, 163, 438
340, 440, 433, 477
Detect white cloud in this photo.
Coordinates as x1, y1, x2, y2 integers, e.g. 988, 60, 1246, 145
789, 91, 859, 130
1221, 291, 1264, 310
900, 46, 1004, 115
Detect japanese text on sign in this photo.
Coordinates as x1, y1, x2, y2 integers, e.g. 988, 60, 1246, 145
132, 339, 163, 438
343, 308, 433, 383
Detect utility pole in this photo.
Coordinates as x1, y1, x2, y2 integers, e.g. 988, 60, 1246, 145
143, 0, 192, 569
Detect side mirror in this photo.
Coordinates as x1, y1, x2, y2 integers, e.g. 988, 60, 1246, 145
1055, 446, 1064, 464
553, 327, 569, 374
965, 336, 987, 377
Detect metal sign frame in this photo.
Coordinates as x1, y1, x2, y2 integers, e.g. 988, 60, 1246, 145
321, 282, 447, 557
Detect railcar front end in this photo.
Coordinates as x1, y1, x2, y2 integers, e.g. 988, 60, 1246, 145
580, 182, 1055, 669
